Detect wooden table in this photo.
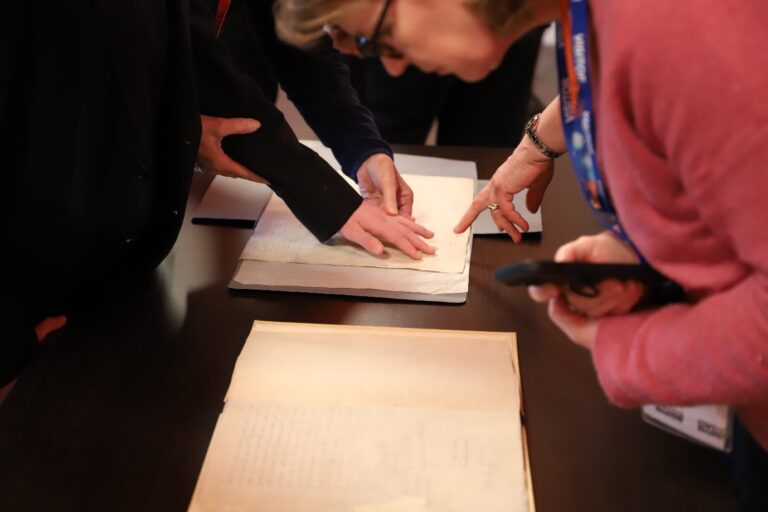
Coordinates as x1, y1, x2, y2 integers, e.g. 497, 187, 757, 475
0, 146, 737, 511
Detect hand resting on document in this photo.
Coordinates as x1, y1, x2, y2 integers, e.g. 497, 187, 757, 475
356, 153, 415, 217
340, 199, 436, 260
197, 117, 434, 260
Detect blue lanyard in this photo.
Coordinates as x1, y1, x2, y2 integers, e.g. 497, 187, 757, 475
556, 0, 645, 261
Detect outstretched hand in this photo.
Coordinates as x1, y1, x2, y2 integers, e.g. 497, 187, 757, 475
340, 199, 435, 259
454, 140, 554, 242
197, 115, 267, 182
356, 153, 414, 217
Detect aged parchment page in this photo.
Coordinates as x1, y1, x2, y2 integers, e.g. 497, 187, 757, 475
231, 234, 471, 300
240, 174, 473, 274
189, 322, 530, 512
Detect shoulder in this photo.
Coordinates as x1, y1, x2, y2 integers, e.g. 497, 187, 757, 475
592, 0, 768, 77
592, 0, 768, 165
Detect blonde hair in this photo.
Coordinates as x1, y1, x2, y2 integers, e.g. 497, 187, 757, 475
274, 0, 534, 47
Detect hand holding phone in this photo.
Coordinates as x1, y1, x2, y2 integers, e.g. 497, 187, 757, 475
495, 260, 685, 303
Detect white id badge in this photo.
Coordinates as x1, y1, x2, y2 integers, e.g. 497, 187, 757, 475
641, 404, 733, 452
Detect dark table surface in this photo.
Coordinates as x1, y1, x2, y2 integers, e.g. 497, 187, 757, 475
0, 145, 738, 511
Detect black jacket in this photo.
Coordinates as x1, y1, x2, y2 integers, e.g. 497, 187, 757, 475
1, 0, 201, 386
0, 0, 384, 386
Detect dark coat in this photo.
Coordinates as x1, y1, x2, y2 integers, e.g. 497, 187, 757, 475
1, 0, 201, 385
0, 0, 384, 386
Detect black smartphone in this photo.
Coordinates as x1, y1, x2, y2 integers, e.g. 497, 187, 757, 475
495, 260, 685, 301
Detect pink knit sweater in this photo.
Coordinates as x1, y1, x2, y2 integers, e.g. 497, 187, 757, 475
588, 0, 768, 449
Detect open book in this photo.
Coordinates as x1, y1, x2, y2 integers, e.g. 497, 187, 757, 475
189, 321, 534, 512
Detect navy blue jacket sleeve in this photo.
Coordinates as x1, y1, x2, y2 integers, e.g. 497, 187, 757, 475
190, 0, 362, 241
246, 0, 393, 180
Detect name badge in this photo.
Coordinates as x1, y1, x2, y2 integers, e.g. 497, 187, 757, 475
641, 404, 733, 452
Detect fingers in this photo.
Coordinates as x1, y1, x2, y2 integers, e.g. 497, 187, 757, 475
375, 217, 437, 259
399, 229, 435, 257
453, 203, 483, 234
531, 279, 645, 319
547, 294, 598, 349
529, 282, 591, 337
203, 116, 261, 137
341, 204, 436, 260
377, 171, 400, 215
557, 231, 640, 265
564, 279, 645, 317
341, 222, 385, 256
224, 118, 261, 136
524, 162, 554, 213
531, 278, 644, 318
454, 186, 491, 233
396, 215, 434, 239
455, 182, 528, 243
525, 184, 545, 214
490, 210, 523, 243
396, 176, 415, 217
498, 199, 529, 231
376, 226, 423, 260
455, 144, 554, 232
396, 221, 436, 255
496, 196, 529, 240
34, 315, 67, 342
554, 236, 594, 263
528, 283, 560, 303
357, 154, 414, 217
197, 116, 268, 183
548, 293, 583, 331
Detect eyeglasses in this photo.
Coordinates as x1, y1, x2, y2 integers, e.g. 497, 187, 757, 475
354, 0, 403, 58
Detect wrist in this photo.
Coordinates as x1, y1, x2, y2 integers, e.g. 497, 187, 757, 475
524, 113, 565, 159
516, 133, 555, 165
353, 148, 393, 181
356, 152, 389, 178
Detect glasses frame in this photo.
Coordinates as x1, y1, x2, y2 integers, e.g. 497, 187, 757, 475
354, 0, 402, 58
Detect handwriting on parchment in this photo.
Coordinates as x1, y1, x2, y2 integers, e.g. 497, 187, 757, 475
219, 400, 526, 512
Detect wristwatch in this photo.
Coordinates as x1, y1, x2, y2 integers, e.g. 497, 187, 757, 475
525, 113, 563, 159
